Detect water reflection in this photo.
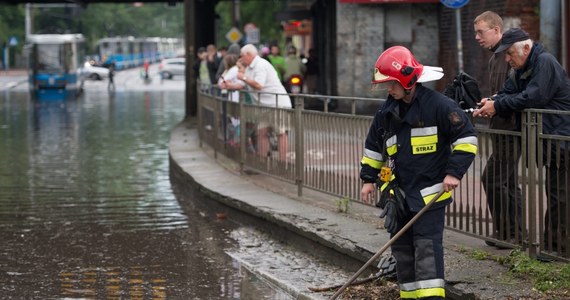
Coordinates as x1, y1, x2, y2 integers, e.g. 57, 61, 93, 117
0, 90, 292, 299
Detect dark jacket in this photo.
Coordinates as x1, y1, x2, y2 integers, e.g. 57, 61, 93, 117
488, 44, 516, 130
493, 42, 570, 137
215, 43, 241, 81
360, 85, 477, 212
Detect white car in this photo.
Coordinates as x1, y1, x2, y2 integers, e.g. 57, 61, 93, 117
82, 62, 110, 80
159, 57, 185, 79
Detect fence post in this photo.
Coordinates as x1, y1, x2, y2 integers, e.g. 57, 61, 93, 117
213, 87, 220, 159
295, 95, 304, 197
239, 91, 246, 174
525, 110, 539, 258
197, 83, 203, 148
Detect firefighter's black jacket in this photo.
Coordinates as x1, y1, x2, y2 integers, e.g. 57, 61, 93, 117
360, 84, 478, 212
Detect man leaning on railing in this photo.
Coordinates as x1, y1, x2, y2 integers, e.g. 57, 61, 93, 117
474, 28, 570, 256
218, 44, 292, 161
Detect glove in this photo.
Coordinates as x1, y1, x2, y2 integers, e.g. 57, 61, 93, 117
379, 198, 397, 233
375, 177, 392, 210
375, 180, 406, 213
376, 182, 408, 234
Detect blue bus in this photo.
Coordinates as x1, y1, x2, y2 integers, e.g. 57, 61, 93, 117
26, 34, 86, 100
95, 36, 183, 70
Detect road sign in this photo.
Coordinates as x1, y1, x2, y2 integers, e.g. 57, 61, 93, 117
243, 23, 259, 44
246, 28, 260, 44
8, 36, 18, 46
440, 0, 469, 9
225, 27, 243, 44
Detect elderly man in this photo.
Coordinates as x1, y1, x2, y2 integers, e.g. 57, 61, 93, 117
474, 28, 570, 255
219, 44, 291, 160
473, 11, 523, 248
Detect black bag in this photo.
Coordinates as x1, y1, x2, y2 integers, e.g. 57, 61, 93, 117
443, 72, 482, 110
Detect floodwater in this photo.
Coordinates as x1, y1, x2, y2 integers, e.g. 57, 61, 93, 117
0, 90, 294, 299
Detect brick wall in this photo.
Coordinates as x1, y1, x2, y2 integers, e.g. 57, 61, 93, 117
335, 2, 439, 98
336, 3, 385, 98
437, 0, 540, 95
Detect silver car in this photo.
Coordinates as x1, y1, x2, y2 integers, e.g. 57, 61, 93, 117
159, 57, 185, 79
82, 62, 109, 80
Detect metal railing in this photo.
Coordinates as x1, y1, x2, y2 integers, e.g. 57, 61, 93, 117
196, 84, 569, 261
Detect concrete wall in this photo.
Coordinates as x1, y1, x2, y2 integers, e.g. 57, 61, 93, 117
335, 2, 440, 99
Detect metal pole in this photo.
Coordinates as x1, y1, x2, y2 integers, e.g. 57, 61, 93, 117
329, 189, 446, 300
233, 0, 240, 28
295, 96, 304, 197
526, 111, 538, 258
455, 9, 464, 73
561, 0, 567, 70
184, 0, 197, 117
25, 4, 32, 37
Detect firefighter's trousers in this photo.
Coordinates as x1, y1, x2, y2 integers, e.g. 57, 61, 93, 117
391, 206, 446, 299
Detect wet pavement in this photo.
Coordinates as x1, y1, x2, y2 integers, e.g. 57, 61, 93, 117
0, 88, 325, 299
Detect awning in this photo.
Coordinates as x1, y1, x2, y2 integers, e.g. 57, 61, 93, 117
275, 9, 312, 21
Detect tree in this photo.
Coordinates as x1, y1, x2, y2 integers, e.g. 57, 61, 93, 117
0, 5, 25, 68
215, 1, 287, 48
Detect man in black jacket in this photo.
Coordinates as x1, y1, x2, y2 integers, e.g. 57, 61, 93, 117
473, 11, 523, 248
475, 28, 570, 255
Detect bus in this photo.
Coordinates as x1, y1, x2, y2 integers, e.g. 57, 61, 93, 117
26, 34, 86, 100
95, 36, 183, 70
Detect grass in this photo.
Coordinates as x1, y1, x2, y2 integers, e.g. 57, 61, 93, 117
501, 250, 570, 293
335, 197, 352, 213
457, 247, 570, 295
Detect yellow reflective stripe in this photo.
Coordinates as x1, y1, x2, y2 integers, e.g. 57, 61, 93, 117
452, 136, 478, 147
421, 183, 451, 205
400, 290, 417, 299
416, 287, 445, 298
453, 143, 478, 155
386, 144, 397, 156
361, 156, 383, 169
380, 182, 389, 192
385, 135, 398, 156
424, 191, 451, 204
452, 136, 478, 155
379, 175, 395, 192
400, 279, 445, 299
411, 135, 437, 145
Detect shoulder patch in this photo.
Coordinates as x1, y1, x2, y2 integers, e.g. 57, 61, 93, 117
448, 111, 464, 126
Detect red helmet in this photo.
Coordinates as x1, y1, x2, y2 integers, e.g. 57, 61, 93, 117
372, 46, 423, 90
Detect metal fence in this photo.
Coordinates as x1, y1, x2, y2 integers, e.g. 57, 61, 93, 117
196, 85, 569, 261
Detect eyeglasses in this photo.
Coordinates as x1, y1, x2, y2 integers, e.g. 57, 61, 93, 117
474, 28, 493, 37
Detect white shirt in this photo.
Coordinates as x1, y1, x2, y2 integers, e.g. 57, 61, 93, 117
218, 65, 243, 102
245, 56, 292, 108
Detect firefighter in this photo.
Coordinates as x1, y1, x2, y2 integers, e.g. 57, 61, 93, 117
360, 46, 477, 299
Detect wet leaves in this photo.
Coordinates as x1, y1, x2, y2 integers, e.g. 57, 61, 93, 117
340, 279, 400, 299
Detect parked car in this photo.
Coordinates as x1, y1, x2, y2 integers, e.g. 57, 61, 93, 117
159, 57, 185, 79
82, 62, 109, 80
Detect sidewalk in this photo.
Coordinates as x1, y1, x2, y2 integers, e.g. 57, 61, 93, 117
169, 118, 543, 300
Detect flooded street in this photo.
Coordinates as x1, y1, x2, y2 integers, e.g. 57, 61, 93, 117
0, 89, 300, 299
